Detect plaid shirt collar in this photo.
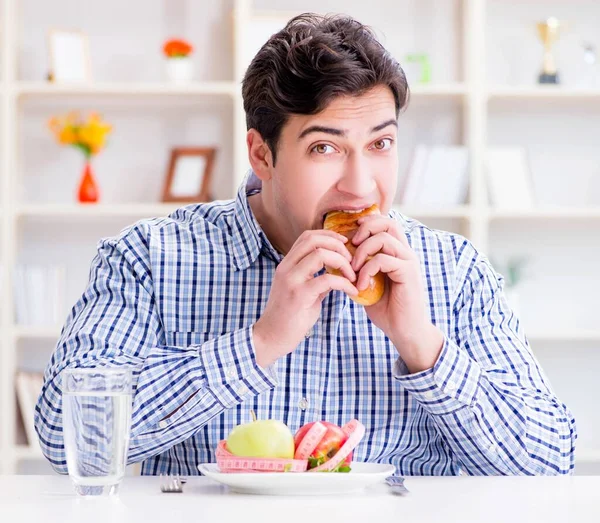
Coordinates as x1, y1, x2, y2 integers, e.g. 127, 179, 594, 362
231, 170, 283, 271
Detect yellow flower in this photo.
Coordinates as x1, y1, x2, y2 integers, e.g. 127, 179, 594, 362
48, 111, 112, 157
58, 125, 77, 145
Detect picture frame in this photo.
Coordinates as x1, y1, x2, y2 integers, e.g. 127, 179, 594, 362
485, 147, 535, 208
237, 11, 297, 79
162, 147, 216, 203
48, 29, 92, 83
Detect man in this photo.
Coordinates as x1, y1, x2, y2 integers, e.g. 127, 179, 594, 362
35, 14, 576, 476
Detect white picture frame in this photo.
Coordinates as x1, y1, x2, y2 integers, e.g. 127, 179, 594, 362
486, 147, 535, 208
48, 29, 92, 83
238, 11, 298, 79
400, 145, 470, 206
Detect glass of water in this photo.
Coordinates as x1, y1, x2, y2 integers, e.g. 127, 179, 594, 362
62, 367, 133, 496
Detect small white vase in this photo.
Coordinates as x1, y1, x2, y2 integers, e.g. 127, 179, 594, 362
165, 58, 193, 83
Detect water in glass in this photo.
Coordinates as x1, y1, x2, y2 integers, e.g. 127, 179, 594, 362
62, 368, 132, 496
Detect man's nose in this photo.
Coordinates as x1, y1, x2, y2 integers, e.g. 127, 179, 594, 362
336, 153, 376, 197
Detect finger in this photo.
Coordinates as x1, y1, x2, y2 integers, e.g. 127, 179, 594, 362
293, 248, 356, 283
306, 273, 359, 299
353, 215, 409, 247
356, 253, 412, 290
351, 232, 410, 272
282, 231, 352, 269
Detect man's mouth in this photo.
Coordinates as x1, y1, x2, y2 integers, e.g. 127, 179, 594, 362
320, 206, 374, 227
339, 208, 367, 214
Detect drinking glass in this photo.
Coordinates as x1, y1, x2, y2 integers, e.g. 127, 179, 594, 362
62, 367, 132, 496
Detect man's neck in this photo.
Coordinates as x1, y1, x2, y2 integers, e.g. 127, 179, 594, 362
247, 192, 290, 255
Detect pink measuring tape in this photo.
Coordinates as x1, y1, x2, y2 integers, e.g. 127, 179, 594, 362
215, 419, 365, 473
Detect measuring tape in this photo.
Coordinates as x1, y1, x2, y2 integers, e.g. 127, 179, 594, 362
215, 419, 365, 473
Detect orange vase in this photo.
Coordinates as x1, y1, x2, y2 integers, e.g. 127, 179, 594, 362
78, 160, 100, 203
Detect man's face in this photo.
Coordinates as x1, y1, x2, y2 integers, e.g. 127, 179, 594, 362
265, 85, 399, 245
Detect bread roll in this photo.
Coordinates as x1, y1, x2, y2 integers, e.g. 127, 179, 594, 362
323, 204, 385, 306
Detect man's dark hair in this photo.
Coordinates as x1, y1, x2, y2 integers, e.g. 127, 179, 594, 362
242, 13, 410, 165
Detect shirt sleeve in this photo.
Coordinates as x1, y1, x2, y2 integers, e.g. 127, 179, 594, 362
393, 244, 577, 475
34, 234, 277, 474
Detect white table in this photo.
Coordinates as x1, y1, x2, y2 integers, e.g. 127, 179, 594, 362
2, 475, 599, 523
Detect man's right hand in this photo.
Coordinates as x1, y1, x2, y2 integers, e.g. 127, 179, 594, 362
253, 230, 358, 368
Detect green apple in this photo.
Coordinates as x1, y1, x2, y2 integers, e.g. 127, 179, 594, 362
226, 415, 295, 459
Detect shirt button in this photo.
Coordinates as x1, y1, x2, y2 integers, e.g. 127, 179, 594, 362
237, 384, 249, 396
489, 443, 500, 454
226, 366, 237, 379
298, 397, 309, 410
446, 381, 457, 392
158, 420, 168, 429
305, 328, 313, 339
424, 390, 434, 400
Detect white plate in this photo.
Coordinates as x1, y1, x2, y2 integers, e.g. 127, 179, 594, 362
197, 462, 395, 496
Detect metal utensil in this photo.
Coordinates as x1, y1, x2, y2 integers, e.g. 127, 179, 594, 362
160, 475, 187, 493
385, 475, 409, 495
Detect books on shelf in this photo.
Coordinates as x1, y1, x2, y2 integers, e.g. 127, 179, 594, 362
485, 147, 534, 208
15, 371, 44, 446
401, 145, 469, 206
13, 264, 66, 327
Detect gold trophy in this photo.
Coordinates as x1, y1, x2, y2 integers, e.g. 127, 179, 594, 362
537, 17, 562, 84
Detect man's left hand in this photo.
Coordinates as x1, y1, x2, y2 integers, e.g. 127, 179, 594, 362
350, 214, 444, 373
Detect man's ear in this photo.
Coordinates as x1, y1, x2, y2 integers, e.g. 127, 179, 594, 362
247, 129, 274, 181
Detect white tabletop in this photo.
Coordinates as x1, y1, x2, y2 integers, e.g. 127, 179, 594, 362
2, 475, 599, 523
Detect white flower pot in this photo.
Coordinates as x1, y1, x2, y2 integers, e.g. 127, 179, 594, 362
165, 58, 193, 83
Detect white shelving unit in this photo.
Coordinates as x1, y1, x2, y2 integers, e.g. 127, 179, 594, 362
1, 0, 599, 474
15, 203, 184, 218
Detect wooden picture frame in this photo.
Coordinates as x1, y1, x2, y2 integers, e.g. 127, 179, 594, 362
48, 29, 92, 83
162, 147, 216, 203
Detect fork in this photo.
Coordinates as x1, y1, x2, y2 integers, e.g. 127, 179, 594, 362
159, 475, 187, 493
385, 475, 410, 495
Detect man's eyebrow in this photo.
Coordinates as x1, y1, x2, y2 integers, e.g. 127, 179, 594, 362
298, 119, 398, 140
371, 119, 398, 133
298, 125, 346, 140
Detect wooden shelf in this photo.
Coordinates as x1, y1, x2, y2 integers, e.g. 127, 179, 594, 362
527, 330, 600, 343
577, 449, 600, 463
14, 326, 61, 340
488, 207, 600, 220
16, 203, 183, 219
409, 83, 467, 97
393, 205, 471, 219
488, 86, 600, 100
15, 81, 237, 98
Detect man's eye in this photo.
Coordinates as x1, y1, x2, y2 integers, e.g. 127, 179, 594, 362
372, 138, 393, 151
311, 144, 335, 155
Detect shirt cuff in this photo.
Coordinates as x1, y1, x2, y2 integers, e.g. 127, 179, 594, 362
198, 325, 278, 409
393, 335, 482, 416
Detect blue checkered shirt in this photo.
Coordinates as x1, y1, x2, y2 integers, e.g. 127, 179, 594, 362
35, 172, 577, 476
